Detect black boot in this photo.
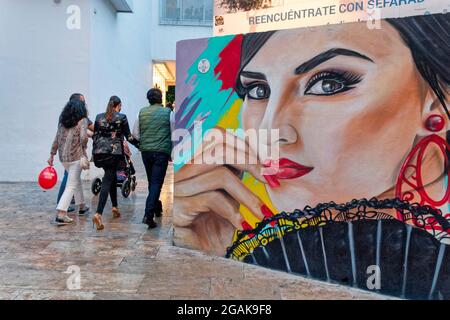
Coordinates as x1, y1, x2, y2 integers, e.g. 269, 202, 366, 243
155, 200, 163, 217
142, 215, 157, 229
147, 218, 157, 229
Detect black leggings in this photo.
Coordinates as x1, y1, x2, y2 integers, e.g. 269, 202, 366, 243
96, 157, 120, 215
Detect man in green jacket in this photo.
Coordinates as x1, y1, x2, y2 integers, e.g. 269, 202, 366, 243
133, 88, 174, 228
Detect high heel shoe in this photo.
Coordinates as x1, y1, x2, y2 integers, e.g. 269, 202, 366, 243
112, 208, 121, 219
92, 214, 104, 231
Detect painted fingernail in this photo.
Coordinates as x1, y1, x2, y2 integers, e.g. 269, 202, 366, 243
242, 221, 252, 231
241, 221, 255, 237
263, 175, 280, 188
261, 204, 274, 219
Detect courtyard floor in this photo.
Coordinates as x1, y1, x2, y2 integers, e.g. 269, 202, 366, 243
0, 157, 387, 300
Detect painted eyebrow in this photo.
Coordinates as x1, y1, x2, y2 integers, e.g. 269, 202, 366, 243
295, 48, 373, 74
239, 48, 372, 81
239, 71, 267, 81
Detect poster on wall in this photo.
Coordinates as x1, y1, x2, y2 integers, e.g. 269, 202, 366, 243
213, 0, 449, 35
175, 12, 450, 299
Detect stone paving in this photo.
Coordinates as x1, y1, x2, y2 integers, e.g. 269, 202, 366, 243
0, 157, 390, 300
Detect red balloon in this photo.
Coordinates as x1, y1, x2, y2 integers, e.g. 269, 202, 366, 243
38, 166, 58, 190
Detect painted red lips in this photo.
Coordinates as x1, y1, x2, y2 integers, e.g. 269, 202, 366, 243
263, 158, 313, 188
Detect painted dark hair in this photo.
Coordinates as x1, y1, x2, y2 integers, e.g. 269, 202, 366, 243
236, 13, 450, 115
59, 100, 87, 129
106, 95, 121, 123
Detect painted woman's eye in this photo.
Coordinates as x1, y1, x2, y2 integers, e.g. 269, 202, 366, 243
307, 79, 344, 95
305, 71, 362, 96
247, 83, 271, 100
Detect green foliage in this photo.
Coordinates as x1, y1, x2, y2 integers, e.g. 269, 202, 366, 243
166, 85, 175, 104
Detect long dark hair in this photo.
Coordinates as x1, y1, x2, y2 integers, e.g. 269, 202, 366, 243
59, 100, 87, 129
236, 13, 450, 114
106, 96, 121, 122
69, 93, 84, 102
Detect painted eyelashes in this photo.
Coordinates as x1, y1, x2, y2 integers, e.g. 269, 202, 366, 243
245, 81, 271, 100
241, 70, 363, 100
304, 70, 363, 96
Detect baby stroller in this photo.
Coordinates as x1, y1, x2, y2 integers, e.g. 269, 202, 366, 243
91, 155, 137, 198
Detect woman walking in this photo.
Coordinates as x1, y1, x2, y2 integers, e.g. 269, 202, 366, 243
48, 99, 90, 225
56, 93, 94, 213
92, 96, 139, 230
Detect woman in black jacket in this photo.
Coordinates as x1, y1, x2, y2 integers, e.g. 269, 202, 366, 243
92, 96, 139, 230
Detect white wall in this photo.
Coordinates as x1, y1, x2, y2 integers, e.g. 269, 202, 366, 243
150, 1, 212, 61
0, 0, 210, 182
88, 0, 153, 179
89, 0, 152, 118
0, 0, 91, 182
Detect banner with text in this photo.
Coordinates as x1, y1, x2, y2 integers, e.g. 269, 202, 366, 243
214, 0, 449, 35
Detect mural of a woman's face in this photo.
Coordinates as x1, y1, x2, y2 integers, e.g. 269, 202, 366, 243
240, 21, 437, 211
174, 14, 450, 299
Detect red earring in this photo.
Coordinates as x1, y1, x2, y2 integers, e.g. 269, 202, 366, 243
425, 114, 445, 132
396, 114, 448, 226
395, 131, 450, 228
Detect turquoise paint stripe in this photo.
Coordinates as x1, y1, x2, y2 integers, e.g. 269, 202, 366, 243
175, 35, 243, 171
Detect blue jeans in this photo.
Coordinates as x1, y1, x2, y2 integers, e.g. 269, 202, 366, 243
56, 170, 75, 205
142, 151, 169, 219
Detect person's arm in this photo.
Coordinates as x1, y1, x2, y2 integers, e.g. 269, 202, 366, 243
122, 115, 139, 148
132, 114, 140, 141
87, 117, 94, 132
48, 126, 59, 166
80, 118, 89, 155
123, 140, 132, 157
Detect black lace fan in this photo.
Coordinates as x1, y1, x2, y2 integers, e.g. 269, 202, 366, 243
226, 198, 450, 300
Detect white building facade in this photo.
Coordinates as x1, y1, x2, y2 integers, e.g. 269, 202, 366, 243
0, 0, 212, 181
